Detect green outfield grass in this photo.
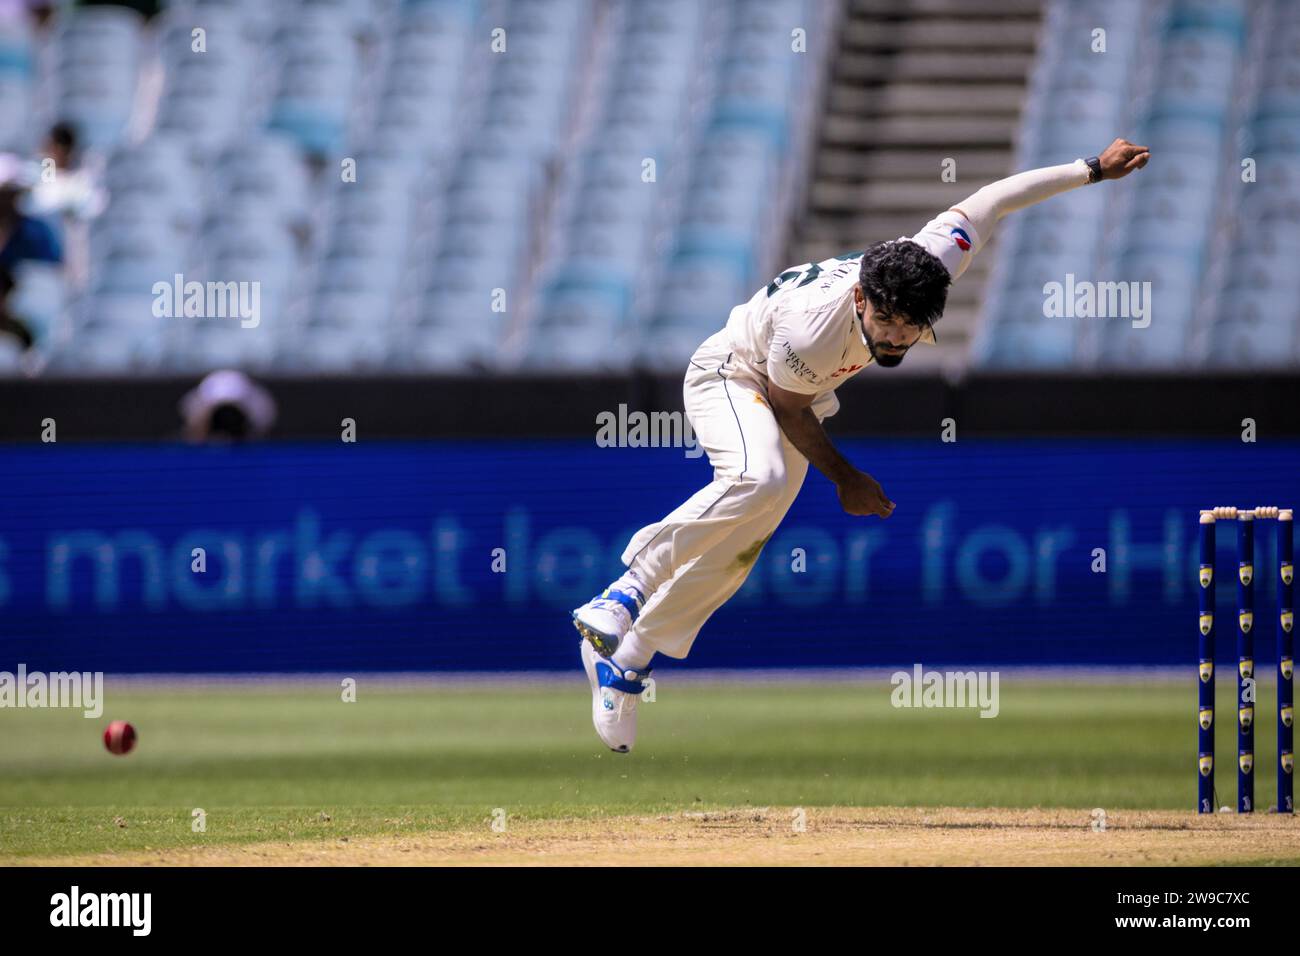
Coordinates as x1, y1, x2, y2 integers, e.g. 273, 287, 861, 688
0, 677, 1282, 858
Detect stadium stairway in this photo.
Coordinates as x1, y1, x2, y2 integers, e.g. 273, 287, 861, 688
786, 0, 1045, 374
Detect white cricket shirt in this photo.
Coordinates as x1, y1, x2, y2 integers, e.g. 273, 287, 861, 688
723, 209, 981, 419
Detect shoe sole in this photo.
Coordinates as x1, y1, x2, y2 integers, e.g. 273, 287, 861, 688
578, 640, 630, 753
572, 612, 619, 658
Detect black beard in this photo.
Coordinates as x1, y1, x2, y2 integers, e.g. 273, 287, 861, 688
865, 336, 908, 368
857, 303, 909, 368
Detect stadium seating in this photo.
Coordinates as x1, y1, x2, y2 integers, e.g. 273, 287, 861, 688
4, 0, 1293, 376
977, 0, 1300, 370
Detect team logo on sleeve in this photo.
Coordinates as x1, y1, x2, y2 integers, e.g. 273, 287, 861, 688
949, 227, 971, 251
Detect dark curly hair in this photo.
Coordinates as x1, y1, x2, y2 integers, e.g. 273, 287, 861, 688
858, 239, 950, 329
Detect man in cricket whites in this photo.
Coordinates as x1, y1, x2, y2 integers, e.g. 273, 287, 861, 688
573, 139, 1152, 752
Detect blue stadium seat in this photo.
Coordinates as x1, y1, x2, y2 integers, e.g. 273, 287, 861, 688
1138, 115, 1224, 158
181, 0, 278, 38
309, 290, 397, 329
1096, 318, 1190, 369
524, 265, 634, 370
977, 315, 1078, 369
49, 322, 165, 373
1249, 116, 1300, 154
318, 252, 404, 297
1257, 67, 1300, 119
90, 248, 186, 298
268, 102, 347, 157
174, 321, 279, 371
406, 289, 508, 369
653, 254, 747, 323
75, 294, 164, 333
0, 17, 32, 77
1166, 0, 1248, 41
1206, 288, 1299, 367
0, 74, 30, 151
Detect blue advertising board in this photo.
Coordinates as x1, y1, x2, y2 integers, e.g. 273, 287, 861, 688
0, 439, 1295, 671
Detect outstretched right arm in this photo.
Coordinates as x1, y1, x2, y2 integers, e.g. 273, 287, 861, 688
951, 138, 1151, 249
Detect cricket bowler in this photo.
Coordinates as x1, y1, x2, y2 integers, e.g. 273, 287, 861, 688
572, 139, 1152, 751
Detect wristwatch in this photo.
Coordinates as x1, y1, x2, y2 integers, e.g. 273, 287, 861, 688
1084, 155, 1103, 184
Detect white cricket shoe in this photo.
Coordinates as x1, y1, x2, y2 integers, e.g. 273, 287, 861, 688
580, 639, 651, 753
571, 585, 644, 657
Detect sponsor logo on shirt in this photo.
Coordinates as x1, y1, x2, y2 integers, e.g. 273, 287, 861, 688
780, 342, 820, 385
830, 364, 864, 379
949, 227, 971, 251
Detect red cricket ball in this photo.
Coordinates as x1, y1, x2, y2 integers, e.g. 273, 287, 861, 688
103, 720, 137, 756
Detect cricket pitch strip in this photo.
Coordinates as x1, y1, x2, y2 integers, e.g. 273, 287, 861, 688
14, 807, 1300, 867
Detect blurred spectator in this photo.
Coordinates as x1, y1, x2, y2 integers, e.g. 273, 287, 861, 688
28, 122, 101, 288
0, 153, 62, 270
0, 264, 34, 350
30, 121, 106, 222
180, 370, 278, 443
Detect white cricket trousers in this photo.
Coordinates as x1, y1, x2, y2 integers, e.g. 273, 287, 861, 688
619, 330, 809, 659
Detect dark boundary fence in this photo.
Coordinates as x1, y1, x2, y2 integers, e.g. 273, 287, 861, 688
0, 372, 1297, 439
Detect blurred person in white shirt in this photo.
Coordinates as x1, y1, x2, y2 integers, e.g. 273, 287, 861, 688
28, 122, 104, 288
30, 121, 106, 223
180, 370, 278, 444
